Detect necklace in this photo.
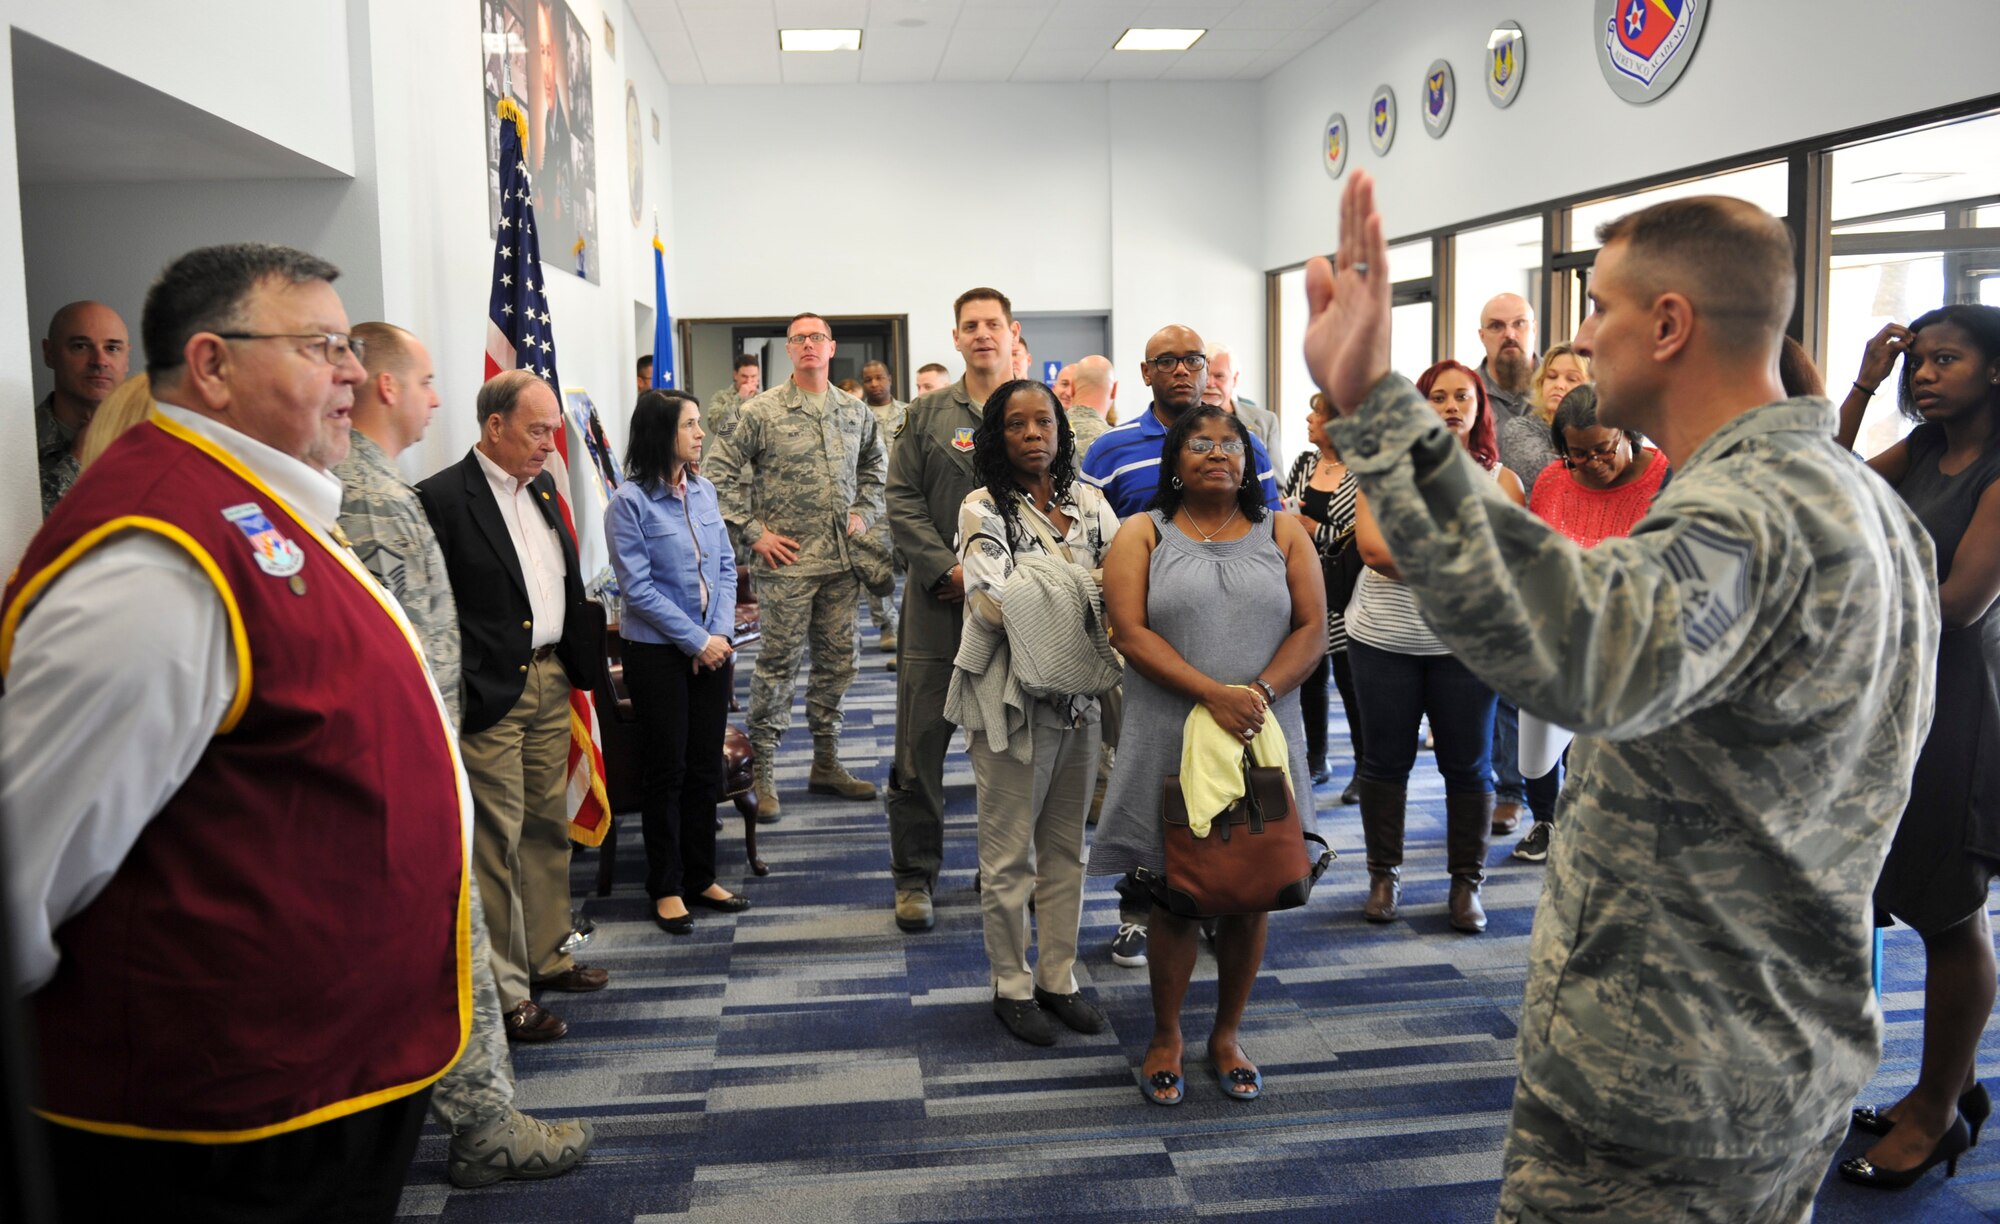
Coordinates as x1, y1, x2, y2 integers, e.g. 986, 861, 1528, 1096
1181, 503, 1239, 541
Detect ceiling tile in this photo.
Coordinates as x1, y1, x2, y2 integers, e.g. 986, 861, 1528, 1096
779, 50, 863, 83
1188, 28, 1288, 52
1302, 0, 1371, 31
1042, 0, 1150, 27
1009, 49, 1106, 81
952, 4, 1054, 32
1218, 0, 1323, 27
773, 0, 866, 26
1133, 2, 1231, 27
1087, 53, 1174, 80
856, 24, 950, 81
1160, 48, 1262, 78
1026, 24, 1126, 55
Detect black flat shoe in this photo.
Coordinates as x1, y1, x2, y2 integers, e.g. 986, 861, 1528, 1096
1309, 761, 1332, 785
689, 893, 751, 914
1339, 779, 1360, 805
654, 911, 694, 935
1838, 1116, 1971, 1190
1854, 1082, 1991, 1145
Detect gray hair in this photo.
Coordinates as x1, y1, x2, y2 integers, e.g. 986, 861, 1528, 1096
476, 368, 546, 428
142, 243, 340, 378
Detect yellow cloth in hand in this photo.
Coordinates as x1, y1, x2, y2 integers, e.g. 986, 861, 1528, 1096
1180, 688, 1291, 838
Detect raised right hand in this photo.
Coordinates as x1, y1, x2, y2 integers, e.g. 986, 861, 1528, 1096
1857, 323, 1912, 391
1303, 171, 1394, 416
750, 529, 801, 569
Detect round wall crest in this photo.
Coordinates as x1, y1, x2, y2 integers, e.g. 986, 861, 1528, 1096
1368, 85, 1396, 155
1486, 21, 1525, 108
1595, 0, 1708, 104
1323, 112, 1348, 179
1421, 59, 1454, 138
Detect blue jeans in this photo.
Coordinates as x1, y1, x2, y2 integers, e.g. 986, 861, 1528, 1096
1493, 699, 1525, 804
1346, 640, 1497, 794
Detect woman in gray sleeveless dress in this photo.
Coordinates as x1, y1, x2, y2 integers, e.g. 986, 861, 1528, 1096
1091, 406, 1326, 1107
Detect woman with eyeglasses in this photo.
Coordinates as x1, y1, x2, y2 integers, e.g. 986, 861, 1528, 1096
1837, 304, 2000, 1190
1348, 359, 1525, 933
1090, 405, 1324, 1106
604, 389, 747, 938
1508, 385, 1668, 865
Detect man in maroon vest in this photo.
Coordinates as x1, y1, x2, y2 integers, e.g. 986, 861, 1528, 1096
0, 243, 470, 1221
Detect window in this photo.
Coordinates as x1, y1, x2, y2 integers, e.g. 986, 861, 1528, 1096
1452, 217, 1541, 370
1387, 239, 1436, 380
1569, 162, 1789, 254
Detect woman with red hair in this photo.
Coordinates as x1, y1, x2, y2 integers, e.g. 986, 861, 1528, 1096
1346, 360, 1524, 933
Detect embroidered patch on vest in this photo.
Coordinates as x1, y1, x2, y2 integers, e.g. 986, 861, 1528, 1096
222, 502, 307, 578
951, 427, 976, 452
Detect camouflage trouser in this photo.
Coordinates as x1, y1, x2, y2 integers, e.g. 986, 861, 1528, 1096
1495, 1081, 1846, 1224
748, 569, 860, 749
865, 527, 901, 634
429, 872, 516, 1134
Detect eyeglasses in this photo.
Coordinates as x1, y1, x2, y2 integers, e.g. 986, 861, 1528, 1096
1564, 440, 1623, 465
1147, 353, 1207, 374
215, 331, 366, 366
1185, 438, 1245, 456
786, 331, 832, 347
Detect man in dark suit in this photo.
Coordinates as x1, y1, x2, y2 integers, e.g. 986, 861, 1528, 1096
420, 369, 607, 1041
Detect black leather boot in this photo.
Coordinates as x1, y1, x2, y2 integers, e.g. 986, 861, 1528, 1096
1357, 778, 1406, 923
1446, 791, 1495, 933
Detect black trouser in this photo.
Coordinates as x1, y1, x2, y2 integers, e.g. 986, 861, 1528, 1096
45, 1087, 431, 1223
623, 638, 732, 900
1525, 749, 1567, 826
1300, 647, 1364, 768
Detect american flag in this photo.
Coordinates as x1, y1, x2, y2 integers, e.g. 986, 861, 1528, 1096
485, 100, 611, 849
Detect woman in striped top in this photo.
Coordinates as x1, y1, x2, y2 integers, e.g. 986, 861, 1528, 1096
1347, 360, 1525, 934
1282, 393, 1363, 802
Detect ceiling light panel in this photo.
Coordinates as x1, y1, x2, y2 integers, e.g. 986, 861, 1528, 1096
1114, 27, 1205, 51
780, 28, 862, 52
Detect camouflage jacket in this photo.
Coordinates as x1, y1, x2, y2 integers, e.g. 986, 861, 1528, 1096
334, 432, 463, 727
1330, 374, 1939, 1159
705, 387, 745, 441
868, 398, 907, 450
1067, 404, 1111, 459
705, 378, 885, 578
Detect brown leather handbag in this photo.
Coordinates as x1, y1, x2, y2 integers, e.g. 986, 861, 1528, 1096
1147, 752, 1334, 918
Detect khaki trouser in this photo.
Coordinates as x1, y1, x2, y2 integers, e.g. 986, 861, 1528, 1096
1495, 1080, 1847, 1224
968, 704, 1100, 1000
461, 654, 575, 1009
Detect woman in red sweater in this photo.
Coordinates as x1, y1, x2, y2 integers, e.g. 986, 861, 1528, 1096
1509, 385, 1669, 863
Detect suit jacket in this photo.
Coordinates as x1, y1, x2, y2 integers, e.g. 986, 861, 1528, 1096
418, 450, 605, 735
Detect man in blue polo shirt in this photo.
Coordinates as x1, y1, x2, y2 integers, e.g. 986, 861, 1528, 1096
1081, 324, 1282, 968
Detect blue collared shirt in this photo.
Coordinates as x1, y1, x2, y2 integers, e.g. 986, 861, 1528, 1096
1078, 404, 1282, 518
605, 473, 737, 653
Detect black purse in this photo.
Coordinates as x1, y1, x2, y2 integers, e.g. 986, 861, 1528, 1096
1321, 529, 1363, 615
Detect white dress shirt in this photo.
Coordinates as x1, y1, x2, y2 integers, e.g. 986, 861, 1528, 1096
473, 446, 567, 649
1, 402, 471, 993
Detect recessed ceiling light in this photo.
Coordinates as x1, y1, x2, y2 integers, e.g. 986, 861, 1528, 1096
1114, 28, 1204, 52
895, 17, 926, 27
780, 28, 861, 52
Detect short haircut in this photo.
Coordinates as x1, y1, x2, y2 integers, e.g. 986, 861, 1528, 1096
351, 322, 417, 378
636, 354, 653, 375
476, 368, 547, 428
1778, 335, 1823, 399
625, 388, 700, 486
733, 352, 761, 371
1416, 359, 1500, 470
142, 242, 340, 378
1594, 196, 1795, 356
787, 312, 829, 333
861, 360, 889, 376
918, 362, 949, 376
953, 287, 1013, 326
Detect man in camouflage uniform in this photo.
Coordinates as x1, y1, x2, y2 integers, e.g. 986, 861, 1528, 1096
333, 322, 591, 1189
705, 351, 763, 444
882, 287, 1018, 932
1306, 179, 1940, 1221
706, 312, 885, 817
859, 359, 907, 656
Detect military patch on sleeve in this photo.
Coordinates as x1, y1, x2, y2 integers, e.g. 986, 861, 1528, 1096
1662, 523, 1752, 653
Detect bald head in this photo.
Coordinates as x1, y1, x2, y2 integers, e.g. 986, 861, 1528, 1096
1479, 293, 1536, 392
42, 301, 132, 429
1143, 325, 1207, 419
349, 322, 437, 457
1070, 355, 1115, 411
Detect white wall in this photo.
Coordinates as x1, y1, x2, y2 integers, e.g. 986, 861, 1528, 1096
1261, 0, 2000, 271
665, 81, 1267, 414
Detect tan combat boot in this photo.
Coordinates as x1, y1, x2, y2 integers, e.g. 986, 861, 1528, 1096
752, 753, 781, 823
808, 736, 878, 799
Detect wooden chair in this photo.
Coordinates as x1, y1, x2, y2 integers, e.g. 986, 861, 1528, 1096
592, 627, 767, 897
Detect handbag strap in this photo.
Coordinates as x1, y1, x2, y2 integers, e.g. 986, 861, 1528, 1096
1014, 492, 1076, 565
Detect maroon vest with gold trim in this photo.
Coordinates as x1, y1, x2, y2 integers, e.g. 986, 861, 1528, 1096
2, 417, 469, 1140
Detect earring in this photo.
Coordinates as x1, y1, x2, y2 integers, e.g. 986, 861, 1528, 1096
1170, 475, 1184, 489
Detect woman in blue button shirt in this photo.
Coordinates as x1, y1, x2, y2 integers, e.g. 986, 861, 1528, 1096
606, 389, 746, 935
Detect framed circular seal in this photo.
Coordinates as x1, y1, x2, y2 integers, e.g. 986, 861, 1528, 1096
625, 81, 644, 226
1595, 0, 1708, 104
1368, 85, 1396, 156
1323, 112, 1348, 179
1421, 59, 1454, 138
1486, 21, 1525, 108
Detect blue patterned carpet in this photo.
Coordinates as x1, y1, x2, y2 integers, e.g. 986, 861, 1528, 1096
397, 601, 2000, 1221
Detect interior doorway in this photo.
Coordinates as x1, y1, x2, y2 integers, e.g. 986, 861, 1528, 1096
678, 315, 911, 403
1011, 310, 1109, 383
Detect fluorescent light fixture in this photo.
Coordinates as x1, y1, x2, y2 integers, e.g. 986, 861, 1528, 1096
780, 28, 861, 52
1114, 28, 1204, 52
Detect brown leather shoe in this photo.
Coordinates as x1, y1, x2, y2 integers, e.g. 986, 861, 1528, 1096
1449, 878, 1488, 933
532, 965, 609, 993
1363, 870, 1401, 922
504, 999, 568, 1042
1491, 801, 1522, 836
